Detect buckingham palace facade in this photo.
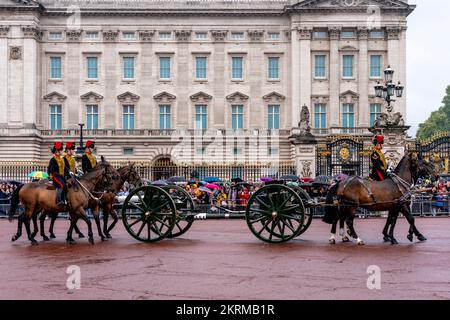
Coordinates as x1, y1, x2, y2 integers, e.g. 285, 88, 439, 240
0, 0, 415, 177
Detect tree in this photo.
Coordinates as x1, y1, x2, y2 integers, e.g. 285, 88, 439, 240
416, 85, 450, 140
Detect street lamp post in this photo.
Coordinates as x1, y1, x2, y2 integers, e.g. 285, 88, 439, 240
374, 65, 404, 113
77, 123, 85, 155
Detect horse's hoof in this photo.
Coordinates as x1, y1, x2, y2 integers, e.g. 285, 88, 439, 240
357, 239, 365, 246
66, 239, 76, 245
78, 233, 85, 239
30, 240, 39, 246
100, 237, 107, 242
50, 233, 56, 239
88, 238, 94, 245
11, 234, 19, 242
390, 238, 399, 245
383, 235, 391, 242
105, 233, 112, 239
417, 234, 427, 242
42, 235, 50, 241
342, 236, 350, 243
329, 238, 336, 245
407, 234, 413, 242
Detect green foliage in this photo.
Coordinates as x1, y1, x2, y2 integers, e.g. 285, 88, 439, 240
416, 85, 450, 140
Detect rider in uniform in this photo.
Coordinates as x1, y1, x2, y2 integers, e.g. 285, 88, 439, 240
48, 142, 70, 206
64, 141, 77, 176
82, 140, 97, 174
370, 134, 388, 181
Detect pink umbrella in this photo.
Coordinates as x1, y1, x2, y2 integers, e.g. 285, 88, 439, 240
205, 183, 221, 190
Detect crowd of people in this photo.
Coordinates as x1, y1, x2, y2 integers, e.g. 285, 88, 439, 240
0, 182, 18, 200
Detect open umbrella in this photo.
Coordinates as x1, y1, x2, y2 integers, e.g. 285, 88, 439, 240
151, 179, 168, 187
205, 183, 221, 190
167, 176, 186, 183
332, 174, 348, 182
260, 177, 273, 182
28, 171, 49, 180
280, 174, 299, 182
198, 186, 214, 194
231, 177, 243, 183
204, 176, 222, 183
313, 175, 331, 186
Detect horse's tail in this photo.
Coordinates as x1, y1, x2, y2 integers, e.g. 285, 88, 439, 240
8, 183, 24, 221
323, 182, 340, 224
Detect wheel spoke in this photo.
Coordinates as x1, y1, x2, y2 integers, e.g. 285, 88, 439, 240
153, 216, 171, 229
276, 219, 286, 238
136, 220, 147, 237
127, 216, 143, 228
255, 196, 270, 209
279, 204, 300, 214
268, 220, 277, 241
249, 208, 270, 215
136, 192, 148, 211
280, 218, 296, 233
283, 213, 304, 222
257, 218, 272, 236
151, 200, 170, 213
127, 201, 146, 213
250, 215, 269, 225
150, 221, 164, 237
277, 193, 292, 212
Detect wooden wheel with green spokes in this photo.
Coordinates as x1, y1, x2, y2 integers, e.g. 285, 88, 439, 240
290, 186, 313, 236
245, 184, 305, 243
121, 186, 176, 243
161, 185, 196, 239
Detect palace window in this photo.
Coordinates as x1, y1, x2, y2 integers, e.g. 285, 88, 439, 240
195, 57, 207, 79
159, 57, 171, 79
267, 32, 280, 40
49, 32, 62, 40
159, 32, 171, 40
314, 55, 326, 78
268, 105, 280, 130
231, 32, 244, 40
313, 31, 328, 39
341, 31, 356, 39
122, 105, 135, 130
268, 57, 279, 80
195, 105, 207, 130
231, 105, 244, 130
85, 32, 99, 40
159, 105, 171, 130
231, 57, 243, 80
370, 55, 382, 78
86, 105, 98, 130
87, 57, 98, 79
123, 57, 135, 79
50, 57, 62, 79
342, 55, 354, 78
314, 104, 327, 129
342, 103, 355, 128
123, 148, 134, 156
195, 32, 208, 40
369, 30, 384, 39
370, 103, 382, 126
122, 32, 135, 40
49, 105, 62, 130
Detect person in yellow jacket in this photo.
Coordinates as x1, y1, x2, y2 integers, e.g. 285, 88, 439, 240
63, 141, 77, 175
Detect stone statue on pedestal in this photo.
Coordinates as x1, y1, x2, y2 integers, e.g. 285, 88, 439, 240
298, 104, 311, 135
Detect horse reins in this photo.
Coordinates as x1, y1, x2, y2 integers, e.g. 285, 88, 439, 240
70, 172, 102, 202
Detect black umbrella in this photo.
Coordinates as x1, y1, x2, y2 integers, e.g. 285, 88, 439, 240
231, 177, 243, 183
280, 174, 299, 182
312, 175, 331, 186
151, 180, 169, 187
167, 176, 187, 183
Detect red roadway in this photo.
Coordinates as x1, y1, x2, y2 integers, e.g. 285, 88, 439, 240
0, 217, 449, 300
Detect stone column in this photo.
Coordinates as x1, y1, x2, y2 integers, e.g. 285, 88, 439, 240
328, 26, 341, 127
299, 27, 312, 111
22, 37, 38, 127
0, 26, 9, 126
358, 27, 369, 127
289, 131, 317, 179
66, 30, 82, 129
291, 28, 300, 128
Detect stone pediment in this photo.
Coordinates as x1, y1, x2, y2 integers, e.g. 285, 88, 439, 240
43, 91, 66, 102
190, 91, 212, 103
81, 91, 103, 102
263, 92, 285, 103
286, 0, 415, 15
117, 91, 140, 102
226, 92, 249, 102
153, 91, 176, 103
340, 90, 359, 103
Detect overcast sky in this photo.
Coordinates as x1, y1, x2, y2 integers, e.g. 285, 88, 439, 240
407, 0, 450, 136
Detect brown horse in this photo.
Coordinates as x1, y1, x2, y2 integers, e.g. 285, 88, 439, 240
324, 152, 427, 245
39, 163, 142, 241
8, 157, 114, 245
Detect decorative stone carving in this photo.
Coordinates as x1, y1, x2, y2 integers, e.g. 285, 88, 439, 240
373, 112, 405, 128
328, 26, 342, 40
300, 160, 313, 178
297, 27, 312, 40
153, 91, 176, 103
357, 27, 368, 40
190, 91, 212, 103
175, 30, 191, 41
0, 25, 9, 37
139, 30, 155, 41
226, 92, 249, 103
211, 30, 227, 41
330, 0, 369, 6
262, 92, 285, 103
103, 30, 119, 41
9, 46, 22, 60
22, 25, 43, 40
386, 26, 401, 40
298, 105, 311, 135
311, 96, 330, 105
247, 30, 264, 41
117, 91, 140, 103
66, 29, 82, 41
339, 90, 359, 104
81, 91, 104, 103
43, 92, 67, 102
385, 150, 402, 167
284, 29, 291, 41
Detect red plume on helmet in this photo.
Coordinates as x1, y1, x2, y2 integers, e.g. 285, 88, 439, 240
52, 142, 63, 153
85, 140, 95, 149
373, 135, 384, 145
65, 142, 76, 150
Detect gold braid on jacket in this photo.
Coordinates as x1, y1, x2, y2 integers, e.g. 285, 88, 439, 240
86, 152, 97, 168
64, 154, 76, 172
373, 148, 387, 170
54, 155, 65, 176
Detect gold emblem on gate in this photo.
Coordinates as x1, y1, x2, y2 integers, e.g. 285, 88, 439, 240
339, 147, 350, 160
